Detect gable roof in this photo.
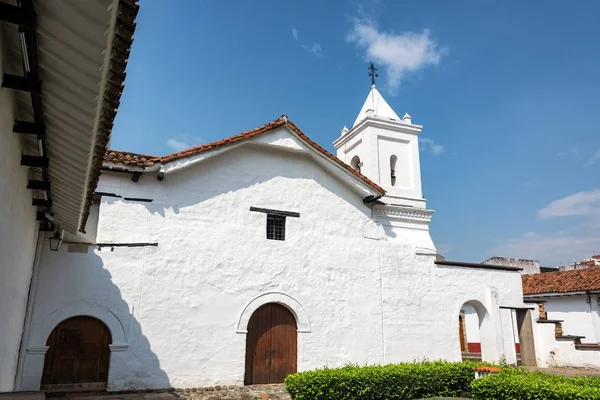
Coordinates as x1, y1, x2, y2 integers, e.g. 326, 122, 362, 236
522, 268, 600, 295
103, 116, 385, 193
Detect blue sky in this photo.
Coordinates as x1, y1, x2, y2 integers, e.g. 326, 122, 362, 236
111, 0, 600, 267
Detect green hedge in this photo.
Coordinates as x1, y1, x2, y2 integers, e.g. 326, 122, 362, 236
471, 369, 600, 400
284, 360, 487, 400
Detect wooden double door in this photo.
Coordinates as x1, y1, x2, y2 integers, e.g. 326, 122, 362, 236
42, 316, 112, 385
245, 303, 297, 384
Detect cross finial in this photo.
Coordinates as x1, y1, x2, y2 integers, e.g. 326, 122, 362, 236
368, 62, 378, 86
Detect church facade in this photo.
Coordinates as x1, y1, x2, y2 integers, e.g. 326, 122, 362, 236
17, 87, 530, 391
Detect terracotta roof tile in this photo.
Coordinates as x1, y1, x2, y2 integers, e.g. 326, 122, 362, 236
104, 117, 385, 193
522, 268, 600, 295
104, 150, 159, 168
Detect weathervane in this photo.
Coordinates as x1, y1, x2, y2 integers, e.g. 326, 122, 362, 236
368, 62, 378, 86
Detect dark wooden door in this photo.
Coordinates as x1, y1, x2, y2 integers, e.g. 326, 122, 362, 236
42, 316, 112, 385
245, 303, 297, 385
459, 313, 467, 352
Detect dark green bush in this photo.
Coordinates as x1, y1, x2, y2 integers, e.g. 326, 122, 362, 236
284, 360, 488, 400
471, 369, 600, 400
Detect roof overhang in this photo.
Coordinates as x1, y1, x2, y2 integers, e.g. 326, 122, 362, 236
2, 0, 138, 233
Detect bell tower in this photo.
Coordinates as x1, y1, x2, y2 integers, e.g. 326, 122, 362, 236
333, 81, 426, 209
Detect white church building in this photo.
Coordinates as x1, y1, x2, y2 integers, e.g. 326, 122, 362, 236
10, 82, 536, 391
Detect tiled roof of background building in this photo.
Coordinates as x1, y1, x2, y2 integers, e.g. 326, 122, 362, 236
522, 268, 600, 295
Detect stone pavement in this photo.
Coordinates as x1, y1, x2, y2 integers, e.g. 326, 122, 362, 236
176, 384, 290, 400
47, 386, 291, 400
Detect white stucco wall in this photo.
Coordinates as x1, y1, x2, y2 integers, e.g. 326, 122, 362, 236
0, 26, 37, 392
0, 27, 39, 392
531, 305, 600, 368
19, 136, 525, 390
462, 304, 480, 344
544, 295, 599, 343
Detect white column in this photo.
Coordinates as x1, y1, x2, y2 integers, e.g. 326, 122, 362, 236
589, 295, 600, 343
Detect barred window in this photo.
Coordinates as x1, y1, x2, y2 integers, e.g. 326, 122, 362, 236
266, 214, 286, 241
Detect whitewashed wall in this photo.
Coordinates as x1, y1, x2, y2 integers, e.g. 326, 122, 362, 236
531, 304, 600, 368
20, 140, 525, 390
544, 295, 599, 343
0, 27, 39, 392
463, 304, 480, 344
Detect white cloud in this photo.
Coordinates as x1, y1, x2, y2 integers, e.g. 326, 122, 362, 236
291, 27, 325, 58
587, 149, 600, 166
557, 144, 579, 158
489, 189, 600, 266
537, 189, 600, 219
419, 138, 445, 155
487, 231, 597, 267
347, 20, 443, 94
302, 43, 325, 58
166, 138, 189, 152
166, 134, 204, 152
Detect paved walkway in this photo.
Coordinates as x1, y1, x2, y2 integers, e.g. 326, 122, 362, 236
528, 366, 600, 377
41, 387, 291, 400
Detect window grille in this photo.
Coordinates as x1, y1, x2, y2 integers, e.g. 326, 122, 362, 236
266, 214, 286, 241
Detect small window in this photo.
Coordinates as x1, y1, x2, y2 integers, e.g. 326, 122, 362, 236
266, 214, 286, 241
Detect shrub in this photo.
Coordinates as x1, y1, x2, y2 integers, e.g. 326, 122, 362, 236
284, 360, 488, 400
471, 369, 600, 400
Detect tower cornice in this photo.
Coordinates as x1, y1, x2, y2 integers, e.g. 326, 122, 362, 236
333, 116, 423, 148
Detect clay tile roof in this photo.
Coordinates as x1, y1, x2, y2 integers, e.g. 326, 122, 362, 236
522, 268, 600, 295
473, 366, 502, 373
104, 117, 385, 193
103, 150, 160, 168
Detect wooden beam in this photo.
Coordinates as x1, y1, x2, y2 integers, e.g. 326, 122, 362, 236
13, 121, 45, 135
27, 180, 50, 191
1, 73, 41, 93
21, 155, 49, 168
32, 198, 52, 207
249, 207, 300, 218
39, 224, 54, 232
0, 2, 36, 26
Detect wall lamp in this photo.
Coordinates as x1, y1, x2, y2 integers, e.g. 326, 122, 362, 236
49, 229, 64, 251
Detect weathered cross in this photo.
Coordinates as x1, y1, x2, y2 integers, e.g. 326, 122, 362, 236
368, 62, 378, 86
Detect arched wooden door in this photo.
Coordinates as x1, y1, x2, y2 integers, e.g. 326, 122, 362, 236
42, 316, 112, 385
245, 303, 297, 385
